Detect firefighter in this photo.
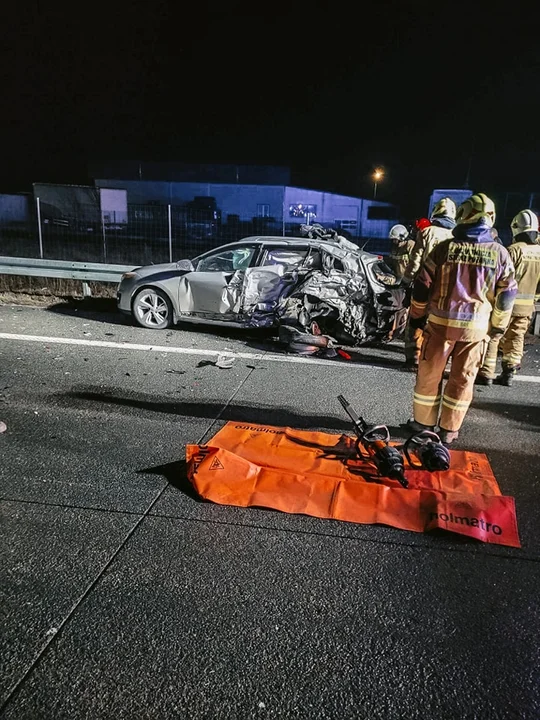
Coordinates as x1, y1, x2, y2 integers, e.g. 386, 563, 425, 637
406, 193, 517, 444
388, 224, 415, 279
476, 209, 540, 386
401, 198, 457, 368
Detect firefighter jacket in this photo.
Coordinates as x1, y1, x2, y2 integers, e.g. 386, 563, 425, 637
507, 235, 540, 317
389, 237, 416, 279
403, 217, 456, 285
410, 222, 517, 342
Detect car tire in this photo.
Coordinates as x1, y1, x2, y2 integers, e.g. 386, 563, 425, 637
132, 288, 173, 330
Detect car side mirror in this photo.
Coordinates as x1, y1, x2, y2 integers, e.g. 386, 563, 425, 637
176, 259, 195, 272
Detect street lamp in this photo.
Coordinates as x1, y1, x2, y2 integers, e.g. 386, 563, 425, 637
373, 168, 384, 199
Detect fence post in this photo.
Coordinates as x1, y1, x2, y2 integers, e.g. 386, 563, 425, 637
36, 197, 44, 259
168, 204, 173, 262
101, 214, 107, 262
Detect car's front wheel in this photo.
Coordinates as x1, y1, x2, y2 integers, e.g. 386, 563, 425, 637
132, 288, 173, 329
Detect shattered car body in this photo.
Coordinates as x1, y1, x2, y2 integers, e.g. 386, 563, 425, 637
276, 236, 405, 347
117, 229, 405, 346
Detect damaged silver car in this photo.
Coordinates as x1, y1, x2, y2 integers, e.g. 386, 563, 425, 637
117, 227, 405, 347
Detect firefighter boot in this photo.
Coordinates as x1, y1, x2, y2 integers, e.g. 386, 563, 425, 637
406, 419, 435, 433
494, 368, 516, 387
475, 373, 493, 386
438, 428, 459, 445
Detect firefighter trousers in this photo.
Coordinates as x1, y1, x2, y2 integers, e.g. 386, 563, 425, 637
479, 315, 531, 378
413, 324, 487, 432
404, 320, 424, 364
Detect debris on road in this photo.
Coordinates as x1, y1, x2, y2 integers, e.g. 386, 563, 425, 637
278, 325, 338, 357
166, 369, 187, 375
0, 421, 7, 433
196, 354, 236, 369
216, 354, 235, 369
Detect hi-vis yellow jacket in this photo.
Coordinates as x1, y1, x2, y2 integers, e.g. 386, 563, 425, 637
508, 240, 540, 317
410, 224, 517, 341
389, 237, 415, 279
403, 223, 455, 284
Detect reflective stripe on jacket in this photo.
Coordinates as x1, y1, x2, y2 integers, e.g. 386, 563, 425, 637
508, 241, 540, 316
410, 223, 517, 341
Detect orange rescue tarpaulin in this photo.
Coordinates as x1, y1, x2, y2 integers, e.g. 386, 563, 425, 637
186, 422, 520, 548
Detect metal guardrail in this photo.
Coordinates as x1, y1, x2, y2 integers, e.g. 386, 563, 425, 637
0, 256, 134, 283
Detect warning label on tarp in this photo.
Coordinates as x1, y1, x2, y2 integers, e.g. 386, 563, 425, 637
186, 422, 520, 548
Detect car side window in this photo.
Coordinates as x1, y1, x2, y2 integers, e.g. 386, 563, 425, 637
196, 247, 255, 273
260, 248, 309, 271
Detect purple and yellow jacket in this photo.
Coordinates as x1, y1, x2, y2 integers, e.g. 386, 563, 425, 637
410, 222, 517, 341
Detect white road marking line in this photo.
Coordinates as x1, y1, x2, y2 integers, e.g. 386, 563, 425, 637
0, 332, 374, 370
1, 332, 540, 382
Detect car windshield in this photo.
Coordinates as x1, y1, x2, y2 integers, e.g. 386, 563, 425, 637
196, 246, 255, 273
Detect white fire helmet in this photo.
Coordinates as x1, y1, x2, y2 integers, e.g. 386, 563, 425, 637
511, 209, 539, 237
389, 224, 408, 241
431, 197, 456, 220
456, 193, 496, 227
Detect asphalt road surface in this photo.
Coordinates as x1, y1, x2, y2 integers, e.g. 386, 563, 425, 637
1, 301, 539, 719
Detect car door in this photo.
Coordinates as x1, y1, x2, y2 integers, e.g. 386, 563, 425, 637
241, 246, 314, 317
177, 244, 258, 321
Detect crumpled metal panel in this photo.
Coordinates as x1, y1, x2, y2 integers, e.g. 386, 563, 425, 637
242, 266, 299, 328
221, 270, 244, 315
178, 276, 196, 313
242, 266, 287, 311
179, 270, 244, 317
238, 244, 403, 343
276, 263, 403, 346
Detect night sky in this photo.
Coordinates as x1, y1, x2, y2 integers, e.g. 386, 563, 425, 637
3, 1, 540, 215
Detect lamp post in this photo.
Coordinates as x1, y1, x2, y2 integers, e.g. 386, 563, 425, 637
373, 168, 384, 199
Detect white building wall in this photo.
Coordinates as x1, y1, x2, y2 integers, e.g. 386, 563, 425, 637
198, 185, 285, 221
285, 187, 397, 238
359, 200, 399, 239
95, 180, 399, 239
96, 179, 285, 221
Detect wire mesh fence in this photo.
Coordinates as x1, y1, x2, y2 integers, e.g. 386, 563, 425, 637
3, 188, 539, 267
0, 199, 393, 266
